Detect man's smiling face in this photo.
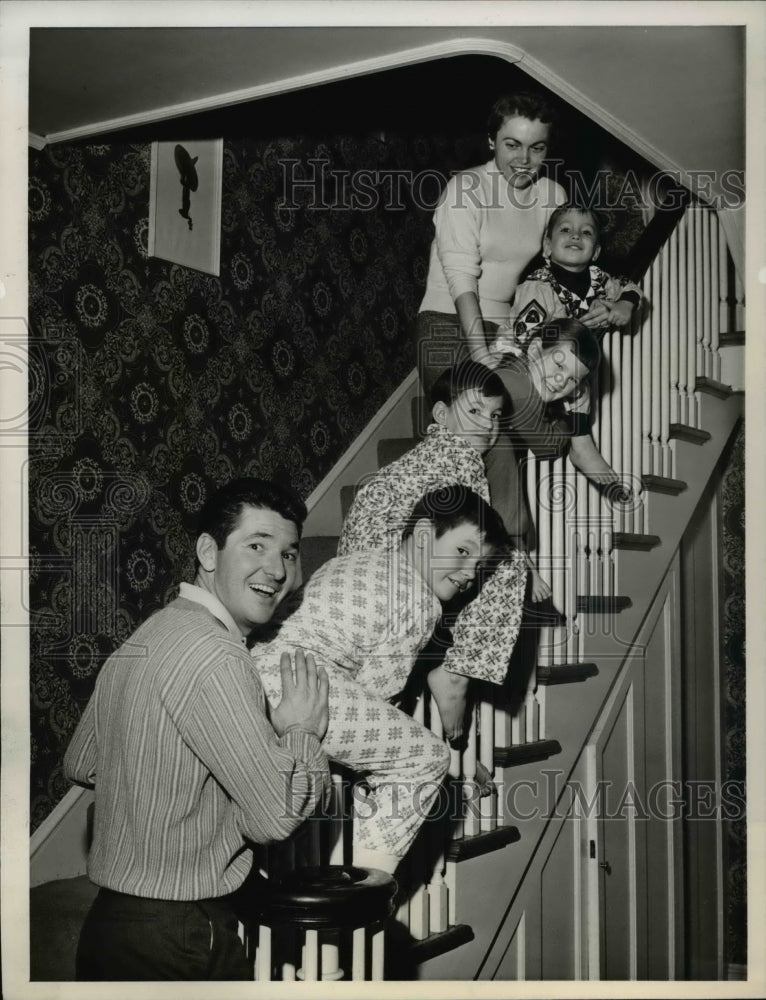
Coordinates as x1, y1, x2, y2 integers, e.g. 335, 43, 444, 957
200, 504, 300, 635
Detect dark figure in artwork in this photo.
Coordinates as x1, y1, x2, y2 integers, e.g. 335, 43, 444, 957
174, 144, 198, 231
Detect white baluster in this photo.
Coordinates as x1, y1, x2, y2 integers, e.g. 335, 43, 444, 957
701, 207, 712, 378
659, 237, 672, 478
427, 849, 449, 932
406, 697, 428, 937
371, 928, 385, 981
718, 215, 731, 338
641, 261, 654, 473
609, 329, 622, 529
536, 460, 552, 704
620, 311, 633, 539
677, 209, 689, 427
550, 456, 566, 672
694, 205, 705, 384
479, 694, 496, 832
687, 208, 700, 428
710, 214, 722, 382
575, 469, 589, 657
352, 926, 366, 980
407, 844, 430, 941
302, 930, 320, 981
599, 330, 618, 465
256, 925, 272, 981
462, 704, 480, 837
650, 255, 663, 476
320, 936, 344, 981
445, 857, 457, 926
669, 224, 681, 427
631, 313, 644, 535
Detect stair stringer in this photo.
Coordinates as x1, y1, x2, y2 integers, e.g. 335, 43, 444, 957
418, 390, 742, 980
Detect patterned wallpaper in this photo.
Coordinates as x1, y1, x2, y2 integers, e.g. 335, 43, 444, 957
28, 133, 444, 829
719, 421, 746, 966
28, 114, 745, 977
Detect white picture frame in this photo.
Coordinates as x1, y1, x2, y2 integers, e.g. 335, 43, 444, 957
148, 138, 223, 276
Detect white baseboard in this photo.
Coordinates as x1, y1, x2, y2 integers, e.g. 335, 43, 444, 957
303, 367, 420, 537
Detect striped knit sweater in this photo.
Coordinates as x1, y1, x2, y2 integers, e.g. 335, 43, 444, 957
64, 596, 330, 900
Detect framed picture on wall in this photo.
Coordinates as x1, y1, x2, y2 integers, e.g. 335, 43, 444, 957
148, 138, 223, 276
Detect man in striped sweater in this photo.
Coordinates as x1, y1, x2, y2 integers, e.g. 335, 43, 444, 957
64, 478, 331, 981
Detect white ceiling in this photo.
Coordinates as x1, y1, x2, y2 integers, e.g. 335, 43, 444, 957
28, 24, 745, 199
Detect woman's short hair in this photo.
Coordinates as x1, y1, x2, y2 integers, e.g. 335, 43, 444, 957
531, 317, 601, 373
487, 92, 559, 140
197, 477, 308, 549
401, 485, 510, 553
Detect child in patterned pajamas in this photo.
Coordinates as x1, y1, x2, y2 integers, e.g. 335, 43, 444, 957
251, 485, 509, 876
339, 361, 529, 739
489, 204, 643, 356
488, 204, 642, 494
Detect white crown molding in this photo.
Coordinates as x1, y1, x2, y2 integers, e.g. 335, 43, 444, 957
39, 34, 689, 188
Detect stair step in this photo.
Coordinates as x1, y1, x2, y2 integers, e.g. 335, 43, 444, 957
576, 595, 632, 614
642, 474, 687, 495
409, 924, 474, 965
612, 532, 661, 551
299, 535, 339, 582
695, 375, 732, 398
494, 738, 562, 768
669, 423, 712, 445
524, 597, 566, 627
446, 824, 521, 863
411, 395, 431, 438
378, 437, 418, 467
536, 662, 599, 685
720, 329, 745, 347
340, 483, 360, 519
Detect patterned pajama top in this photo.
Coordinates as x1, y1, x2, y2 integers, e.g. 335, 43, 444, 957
339, 424, 527, 685
490, 261, 643, 357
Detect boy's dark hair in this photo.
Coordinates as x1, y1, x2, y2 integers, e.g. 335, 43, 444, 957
487, 92, 558, 140
197, 477, 308, 551
545, 204, 602, 240
429, 360, 506, 410
401, 485, 509, 554
531, 317, 601, 373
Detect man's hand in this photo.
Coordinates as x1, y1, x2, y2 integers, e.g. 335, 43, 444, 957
270, 649, 329, 741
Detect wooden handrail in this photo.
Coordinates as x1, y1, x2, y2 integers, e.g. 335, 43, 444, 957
626, 190, 692, 284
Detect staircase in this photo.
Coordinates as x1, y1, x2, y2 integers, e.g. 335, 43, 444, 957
30, 200, 743, 982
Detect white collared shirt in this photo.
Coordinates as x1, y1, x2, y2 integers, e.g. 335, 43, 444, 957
179, 582, 246, 644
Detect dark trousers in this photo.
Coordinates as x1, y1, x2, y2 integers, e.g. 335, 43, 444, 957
76, 887, 251, 981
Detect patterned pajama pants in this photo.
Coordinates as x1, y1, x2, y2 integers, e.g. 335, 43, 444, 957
257, 659, 451, 860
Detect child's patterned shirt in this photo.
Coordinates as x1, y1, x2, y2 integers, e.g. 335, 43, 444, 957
338, 423, 526, 686
252, 548, 441, 701
490, 262, 642, 357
